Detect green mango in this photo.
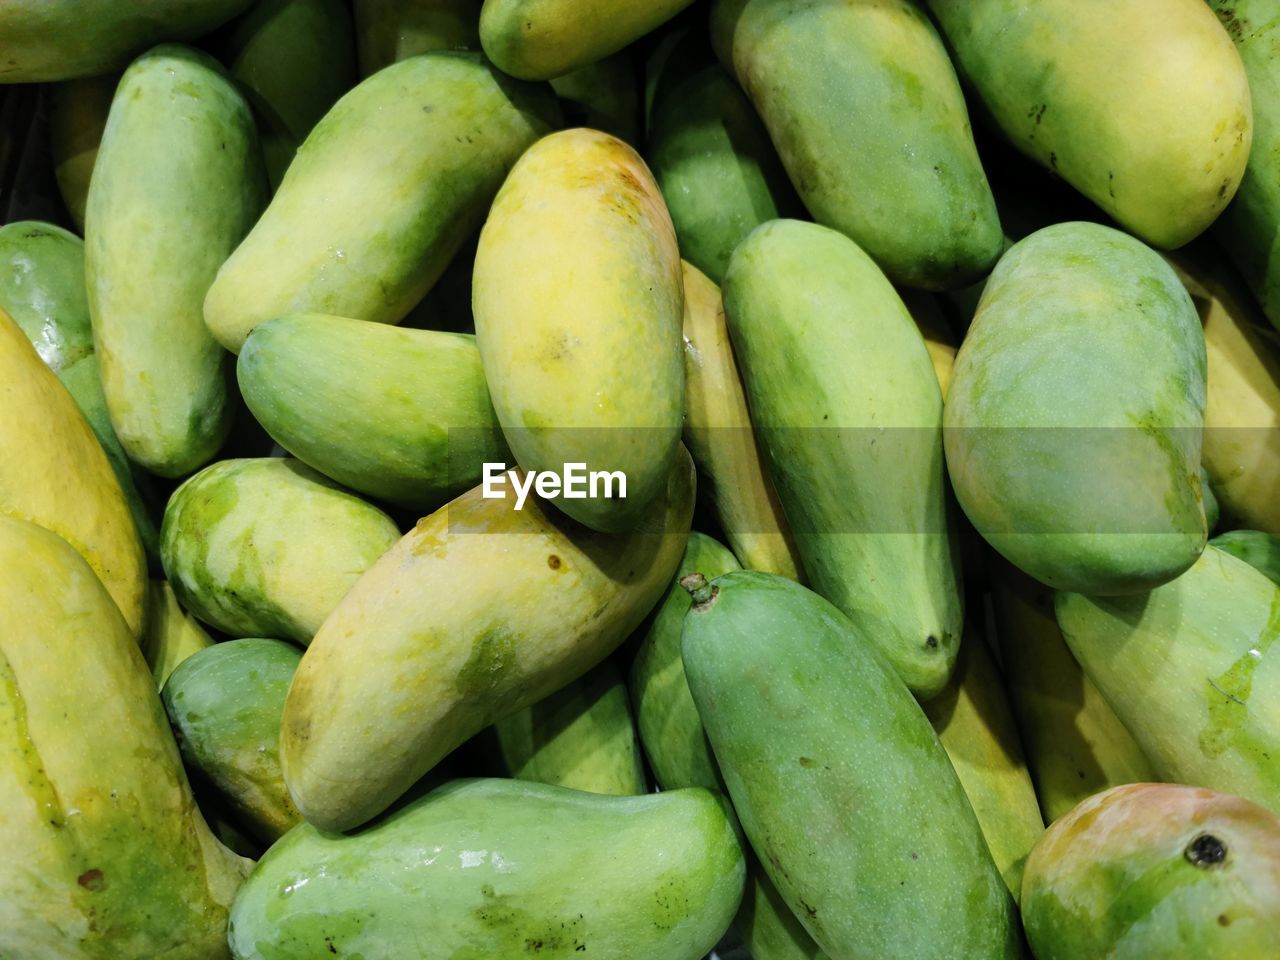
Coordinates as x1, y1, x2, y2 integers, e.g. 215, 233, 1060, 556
49, 74, 117, 233
647, 26, 799, 284
928, 0, 1251, 250
1203, 465, 1222, 532
228, 778, 744, 959
479, 0, 696, 80
1213, 529, 1280, 584
945, 222, 1208, 595
711, 0, 1001, 290
723, 219, 962, 698
1057, 544, 1280, 813
141, 579, 215, 688
0, 515, 248, 959
681, 570, 1019, 959
203, 51, 559, 352
494, 659, 647, 795
735, 873, 828, 960
550, 52, 639, 145
1022, 783, 1280, 959
353, 0, 480, 76
163, 638, 303, 843
160, 457, 401, 645
237, 313, 508, 510
281, 449, 693, 831
87, 45, 266, 477
0, 0, 254, 82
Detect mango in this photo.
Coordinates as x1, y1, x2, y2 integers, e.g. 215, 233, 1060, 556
473, 128, 685, 533
49, 74, 116, 233
945, 222, 1208, 595
160, 458, 401, 645
550, 53, 640, 145
353, 0, 480, 75
723, 219, 962, 698
902, 289, 959, 400
141, 580, 215, 689
204, 51, 559, 352
1213, 529, 1280, 585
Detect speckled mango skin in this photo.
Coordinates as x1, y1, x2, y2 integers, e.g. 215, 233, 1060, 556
473, 128, 685, 533
50, 75, 115, 233
944, 222, 1208, 596
928, 0, 1251, 249
1056, 545, 1280, 815
0, 517, 249, 960
712, 0, 1002, 290
204, 52, 559, 352
163, 638, 303, 843
1022, 783, 1280, 959
228, 778, 743, 960
281, 448, 693, 832
354, 0, 480, 76
86, 45, 265, 477
479, 0, 695, 80
0, 308, 146, 634
160, 458, 401, 645
681, 571, 1019, 960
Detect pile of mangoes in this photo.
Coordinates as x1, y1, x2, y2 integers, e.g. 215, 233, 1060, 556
3, 0, 1280, 958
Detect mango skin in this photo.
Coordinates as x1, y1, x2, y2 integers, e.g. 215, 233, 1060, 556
49, 74, 116, 233
204, 52, 559, 352
1057, 545, 1280, 814
550, 53, 640, 145
474, 128, 685, 533
682, 571, 1019, 960
160, 458, 401, 645
282, 449, 693, 831
163, 638, 303, 843
1213, 529, 1280, 585
723, 219, 962, 698
1022, 783, 1280, 959
238, 313, 509, 510
228, 778, 743, 960
87, 44, 265, 477
141, 580, 215, 689
929, 0, 1251, 249
712, 0, 1002, 290
354, 0, 480, 76
0, 308, 146, 634
0, 516, 248, 960
944, 222, 1208, 595
480, 0, 696, 80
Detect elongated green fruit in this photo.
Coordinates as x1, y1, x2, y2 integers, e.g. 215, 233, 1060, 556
1022, 783, 1280, 959
140, 580, 214, 689
161, 458, 401, 645
87, 45, 265, 476
353, 0, 480, 76
712, 0, 1001, 290
1057, 545, 1280, 813
1213, 529, 1280, 584
945, 222, 1208, 595
228, 778, 744, 959
0, 516, 248, 959
723, 219, 962, 698
49, 75, 115, 232
474, 128, 685, 533
238, 313, 509, 509
550, 52, 640, 145
282, 449, 694, 831
681, 570, 1018, 959
204, 52, 559, 352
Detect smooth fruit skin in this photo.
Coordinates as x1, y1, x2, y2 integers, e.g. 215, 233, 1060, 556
49, 74, 116, 233
0, 308, 146, 634
1213, 529, 1280, 585
281, 449, 694, 831
1021, 783, 1280, 959
944, 222, 1208, 596
473, 128, 685, 533
163, 638, 303, 843
204, 52, 559, 352
227, 778, 744, 960
928, 0, 1251, 249
550, 53, 640, 145
140, 580, 214, 689
712, 0, 1002, 290
681, 570, 1019, 960
86, 45, 265, 477
354, 0, 480, 76
723, 219, 962, 699
0, 516, 248, 959
160, 458, 401, 645
1056, 545, 1280, 814
479, 0, 696, 80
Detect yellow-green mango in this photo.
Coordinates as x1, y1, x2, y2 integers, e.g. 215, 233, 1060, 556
87, 45, 265, 477
928, 0, 1252, 249
140, 580, 215, 689
0, 308, 146, 634
204, 52, 559, 352
281, 448, 694, 831
0, 516, 248, 959
479, 0, 696, 80
160, 458, 401, 645
49, 74, 115, 233
473, 128, 685, 533
353, 0, 480, 75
